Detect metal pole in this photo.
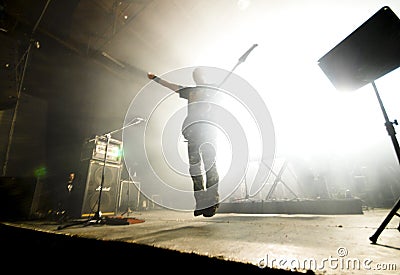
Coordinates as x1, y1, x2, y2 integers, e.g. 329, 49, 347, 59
2, 0, 52, 176
369, 81, 400, 243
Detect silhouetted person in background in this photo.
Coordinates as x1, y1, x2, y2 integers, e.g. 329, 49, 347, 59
147, 68, 220, 217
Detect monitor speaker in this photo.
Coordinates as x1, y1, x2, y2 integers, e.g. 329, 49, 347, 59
80, 160, 122, 217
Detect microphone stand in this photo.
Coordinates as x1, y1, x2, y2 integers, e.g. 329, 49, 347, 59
57, 117, 145, 230
89, 132, 112, 224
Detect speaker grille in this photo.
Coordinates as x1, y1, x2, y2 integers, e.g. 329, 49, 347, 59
80, 160, 121, 217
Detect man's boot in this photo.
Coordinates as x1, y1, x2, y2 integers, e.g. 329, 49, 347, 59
202, 187, 219, 217
194, 190, 208, 216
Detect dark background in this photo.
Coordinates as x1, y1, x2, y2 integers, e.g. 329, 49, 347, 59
0, 0, 148, 215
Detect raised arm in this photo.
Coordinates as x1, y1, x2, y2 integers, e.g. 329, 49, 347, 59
147, 72, 183, 92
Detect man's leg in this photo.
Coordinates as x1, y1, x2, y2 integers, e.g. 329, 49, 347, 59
201, 142, 220, 217
188, 140, 207, 216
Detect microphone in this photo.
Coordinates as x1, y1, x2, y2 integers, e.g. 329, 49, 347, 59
238, 44, 258, 63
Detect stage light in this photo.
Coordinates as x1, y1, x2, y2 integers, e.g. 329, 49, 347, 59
317, 5, 400, 244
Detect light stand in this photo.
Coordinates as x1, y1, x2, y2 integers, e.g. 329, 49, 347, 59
368, 81, 400, 243
371, 82, 400, 164
263, 159, 298, 201
317, 6, 400, 244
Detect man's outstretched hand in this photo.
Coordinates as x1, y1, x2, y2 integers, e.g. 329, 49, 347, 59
147, 72, 156, 79
146, 72, 180, 91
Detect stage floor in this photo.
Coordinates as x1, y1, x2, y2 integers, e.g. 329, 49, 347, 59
1, 207, 399, 274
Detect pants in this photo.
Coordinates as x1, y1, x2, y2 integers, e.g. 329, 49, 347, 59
188, 139, 219, 189
187, 138, 219, 209
182, 119, 220, 209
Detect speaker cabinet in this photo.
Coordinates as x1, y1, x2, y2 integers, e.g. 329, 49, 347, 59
118, 179, 146, 213
80, 160, 122, 217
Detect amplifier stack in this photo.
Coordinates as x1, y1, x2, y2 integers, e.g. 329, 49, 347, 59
79, 136, 123, 218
